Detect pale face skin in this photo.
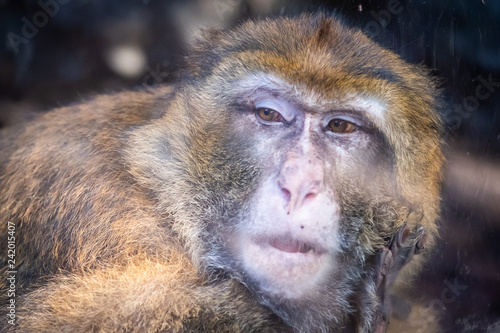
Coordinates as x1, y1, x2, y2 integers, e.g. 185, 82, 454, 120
225, 73, 383, 301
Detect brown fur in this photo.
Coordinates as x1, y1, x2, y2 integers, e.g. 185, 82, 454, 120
0, 14, 443, 332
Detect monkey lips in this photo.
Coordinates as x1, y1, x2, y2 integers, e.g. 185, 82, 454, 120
268, 236, 318, 254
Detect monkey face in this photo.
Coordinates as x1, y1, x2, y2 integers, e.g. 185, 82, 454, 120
176, 71, 408, 329
224, 75, 376, 300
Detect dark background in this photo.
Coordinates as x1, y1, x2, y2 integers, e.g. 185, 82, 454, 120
1, 0, 499, 331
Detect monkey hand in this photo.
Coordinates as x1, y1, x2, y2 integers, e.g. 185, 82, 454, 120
373, 224, 427, 333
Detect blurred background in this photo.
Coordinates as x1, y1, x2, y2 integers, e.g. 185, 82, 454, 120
0, 0, 499, 331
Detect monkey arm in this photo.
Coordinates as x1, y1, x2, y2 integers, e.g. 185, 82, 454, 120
6, 253, 286, 333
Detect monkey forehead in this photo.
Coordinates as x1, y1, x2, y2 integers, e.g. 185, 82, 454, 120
202, 14, 437, 123
234, 72, 386, 122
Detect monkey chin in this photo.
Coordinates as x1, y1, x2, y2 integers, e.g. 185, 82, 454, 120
236, 232, 336, 300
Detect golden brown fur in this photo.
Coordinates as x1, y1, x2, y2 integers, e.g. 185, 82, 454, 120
0, 14, 443, 332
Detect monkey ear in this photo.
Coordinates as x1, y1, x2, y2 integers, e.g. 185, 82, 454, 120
184, 27, 225, 81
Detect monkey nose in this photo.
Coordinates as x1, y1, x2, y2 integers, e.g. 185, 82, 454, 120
277, 156, 324, 214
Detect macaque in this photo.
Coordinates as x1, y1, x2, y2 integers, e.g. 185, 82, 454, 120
0, 13, 443, 332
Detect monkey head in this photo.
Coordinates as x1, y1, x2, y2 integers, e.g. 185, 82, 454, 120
126, 14, 443, 331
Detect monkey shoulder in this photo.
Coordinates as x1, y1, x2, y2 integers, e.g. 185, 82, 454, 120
0, 86, 179, 277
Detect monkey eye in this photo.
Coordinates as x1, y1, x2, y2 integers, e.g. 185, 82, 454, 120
327, 119, 358, 134
256, 108, 285, 123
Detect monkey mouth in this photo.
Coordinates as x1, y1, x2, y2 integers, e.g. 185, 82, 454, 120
269, 238, 315, 254
259, 235, 326, 256
241, 234, 332, 298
